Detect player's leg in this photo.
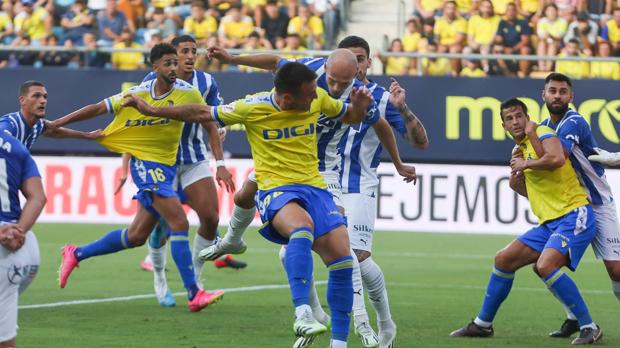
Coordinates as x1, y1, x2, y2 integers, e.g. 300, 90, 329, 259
199, 173, 256, 261
141, 219, 168, 272
148, 218, 175, 307
451, 233, 542, 337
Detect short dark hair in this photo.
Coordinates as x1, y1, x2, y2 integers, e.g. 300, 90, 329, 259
191, 0, 205, 8
274, 62, 317, 95
19, 80, 44, 96
338, 35, 370, 57
150, 43, 177, 64
567, 38, 580, 45
500, 98, 528, 120
545, 72, 572, 88
171, 35, 196, 47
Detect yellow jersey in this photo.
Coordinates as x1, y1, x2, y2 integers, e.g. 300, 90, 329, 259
218, 16, 255, 41
434, 16, 468, 45
590, 61, 620, 80
491, 0, 513, 15
460, 66, 486, 77
212, 88, 347, 190
98, 79, 205, 166
183, 16, 218, 40
604, 19, 620, 43
467, 15, 500, 45
287, 16, 324, 45
14, 7, 48, 40
520, 126, 588, 223
555, 53, 590, 80
385, 56, 410, 75
0, 11, 12, 32
402, 31, 422, 52
423, 57, 451, 76
537, 17, 568, 39
111, 42, 144, 70
519, 0, 541, 13
419, 0, 443, 12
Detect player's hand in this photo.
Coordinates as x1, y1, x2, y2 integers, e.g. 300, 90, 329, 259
114, 176, 128, 195
396, 163, 417, 184
121, 94, 151, 114
350, 86, 373, 111
216, 165, 236, 193
511, 145, 523, 160
388, 77, 407, 111
218, 127, 228, 143
86, 129, 104, 140
524, 120, 538, 137
0, 224, 25, 252
510, 157, 528, 173
588, 147, 620, 167
207, 46, 233, 63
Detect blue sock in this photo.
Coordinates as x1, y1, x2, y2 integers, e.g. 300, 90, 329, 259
327, 255, 353, 342
477, 266, 515, 323
544, 269, 593, 327
75, 229, 132, 261
149, 218, 167, 248
285, 227, 314, 307
169, 230, 199, 300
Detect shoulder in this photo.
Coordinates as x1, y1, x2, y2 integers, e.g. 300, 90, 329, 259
128, 80, 152, 94
0, 132, 28, 156
242, 91, 274, 106
560, 110, 589, 129
536, 125, 557, 138
173, 79, 196, 91
142, 71, 156, 83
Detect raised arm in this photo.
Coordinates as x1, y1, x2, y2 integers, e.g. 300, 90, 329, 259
387, 78, 429, 149
52, 101, 108, 128
341, 87, 373, 124
208, 45, 282, 71
18, 176, 46, 233
121, 94, 214, 123
204, 122, 236, 192
373, 117, 417, 183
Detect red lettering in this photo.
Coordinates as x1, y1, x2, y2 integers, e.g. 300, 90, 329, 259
78, 166, 106, 214
45, 165, 71, 214
113, 167, 137, 216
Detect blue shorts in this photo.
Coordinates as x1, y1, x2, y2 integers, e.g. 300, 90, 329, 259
518, 205, 596, 271
130, 158, 177, 217
255, 184, 345, 245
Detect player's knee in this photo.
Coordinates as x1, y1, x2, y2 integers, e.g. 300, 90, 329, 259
494, 249, 515, 271
127, 233, 148, 247
234, 190, 255, 209
166, 218, 189, 233
535, 258, 560, 278
199, 210, 219, 230
353, 249, 370, 262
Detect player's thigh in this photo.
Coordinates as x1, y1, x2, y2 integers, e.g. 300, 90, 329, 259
343, 193, 376, 258
185, 177, 219, 221
234, 173, 258, 209
271, 202, 314, 239
591, 202, 620, 262
128, 204, 161, 245
152, 195, 189, 231
17, 231, 40, 295
313, 225, 351, 266
0, 253, 19, 344
495, 239, 540, 272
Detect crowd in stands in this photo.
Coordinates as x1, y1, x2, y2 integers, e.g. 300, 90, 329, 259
383, 0, 620, 79
0, 0, 341, 69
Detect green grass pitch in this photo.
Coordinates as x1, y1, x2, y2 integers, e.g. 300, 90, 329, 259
15, 224, 618, 347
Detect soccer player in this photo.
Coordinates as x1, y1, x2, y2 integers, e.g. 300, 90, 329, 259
450, 98, 602, 345
139, 35, 241, 307
122, 61, 374, 348
0, 131, 46, 348
55, 43, 223, 312
337, 35, 429, 348
525, 73, 620, 338
0, 80, 102, 149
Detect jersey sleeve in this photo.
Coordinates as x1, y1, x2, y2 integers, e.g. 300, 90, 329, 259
20, 148, 40, 181
205, 78, 223, 106
142, 71, 156, 83
555, 116, 588, 154
361, 100, 379, 125
276, 56, 317, 69
318, 89, 348, 120
384, 99, 406, 136
0, 118, 16, 137
104, 92, 124, 115
536, 125, 557, 142
212, 99, 251, 127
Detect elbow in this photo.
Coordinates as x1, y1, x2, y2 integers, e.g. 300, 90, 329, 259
413, 139, 429, 150
548, 155, 566, 169
38, 194, 47, 209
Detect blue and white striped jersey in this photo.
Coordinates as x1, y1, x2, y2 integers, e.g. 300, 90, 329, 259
277, 57, 379, 173
0, 132, 40, 222
541, 109, 613, 205
143, 70, 223, 165
0, 112, 46, 150
339, 81, 406, 194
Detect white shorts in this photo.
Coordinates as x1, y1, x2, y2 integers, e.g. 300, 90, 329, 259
174, 160, 213, 190
248, 170, 257, 183
342, 192, 377, 253
321, 170, 343, 208
0, 231, 39, 342
591, 201, 620, 261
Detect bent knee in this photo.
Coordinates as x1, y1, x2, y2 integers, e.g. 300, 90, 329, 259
353, 249, 371, 262
605, 260, 620, 282
494, 249, 515, 270
234, 191, 255, 209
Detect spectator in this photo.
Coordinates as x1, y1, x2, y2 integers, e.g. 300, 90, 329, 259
209, 0, 241, 18
281, 32, 306, 59
183, 0, 217, 44
580, 0, 610, 21
54, 0, 77, 25
551, 0, 579, 12
419, 17, 435, 50
460, 48, 486, 77
488, 42, 517, 76
537, 4, 567, 71
287, 5, 324, 49
403, 18, 422, 52
218, 4, 254, 48
307, 0, 339, 48
118, 0, 145, 29
260, 0, 288, 48
467, 0, 500, 72
564, 11, 597, 56
590, 41, 620, 80
413, 0, 443, 20
495, 2, 532, 76
602, 7, 620, 55
0, 9, 14, 44
144, 31, 163, 48
517, 0, 544, 20
11, 35, 37, 66
239, 31, 272, 72
491, 0, 513, 15
111, 29, 145, 70
97, 0, 131, 46
146, 0, 183, 29
13, 0, 51, 45
61, 0, 94, 45
88, 0, 107, 11
242, 0, 265, 29
82, 31, 109, 67
40, 34, 78, 67
376, 38, 411, 75
146, 7, 178, 42
454, 0, 476, 17
560, 4, 577, 23
421, 41, 451, 76
434, 1, 467, 75
555, 38, 589, 79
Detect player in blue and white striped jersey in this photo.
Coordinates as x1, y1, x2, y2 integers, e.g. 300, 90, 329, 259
525, 73, 620, 339
338, 36, 429, 348
137, 35, 240, 307
0, 81, 102, 149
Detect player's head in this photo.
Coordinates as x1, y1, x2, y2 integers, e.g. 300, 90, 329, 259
19, 80, 47, 119
172, 35, 197, 74
338, 35, 371, 82
150, 43, 178, 84
542, 73, 573, 116
324, 48, 358, 98
274, 62, 318, 111
500, 98, 529, 140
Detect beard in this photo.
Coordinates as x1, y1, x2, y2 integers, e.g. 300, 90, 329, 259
545, 101, 569, 116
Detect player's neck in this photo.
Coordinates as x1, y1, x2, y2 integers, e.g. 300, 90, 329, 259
177, 69, 193, 82
153, 78, 174, 97
19, 108, 37, 127
550, 113, 563, 125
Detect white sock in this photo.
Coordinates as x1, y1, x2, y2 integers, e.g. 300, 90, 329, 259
295, 304, 313, 319
192, 234, 215, 284
149, 245, 168, 299
612, 280, 620, 302
473, 317, 492, 328
360, 257, 392, 322
329, 339, 347, 348
226, 204, 255, 243
351, 249, 370, 326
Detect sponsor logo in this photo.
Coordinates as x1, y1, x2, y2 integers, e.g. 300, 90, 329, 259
353, 225, 373, 233
7, 264, 23, 285
606, 237, 620, 244
262, 124, 315, 140
124, 118, 172, 127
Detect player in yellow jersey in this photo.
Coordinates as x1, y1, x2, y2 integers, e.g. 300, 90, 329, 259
451, 98, 602, 345
122, 61, 373, 348
55, 43, 223, 313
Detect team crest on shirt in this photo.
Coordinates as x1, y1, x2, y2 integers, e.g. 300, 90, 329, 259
221, 103, 235, 113
7, 264, 23, 285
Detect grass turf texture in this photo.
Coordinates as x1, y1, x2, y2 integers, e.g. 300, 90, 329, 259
16, 223, 618, 347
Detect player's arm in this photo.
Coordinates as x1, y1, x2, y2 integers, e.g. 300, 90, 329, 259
51, 101, 109, 128
511, 136, 566, 171
114, 153, 131, 195
589, 148, 620, 167
373, 117, 417, 184
387, 78, 429, 149
43, 123, 103, 140
509, 171, 528, 198
207, 45, 282, 71
17, 176, 46, 234
341, 87, 374, 124
121, 94, 214, 123
204, 122, 236, 192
